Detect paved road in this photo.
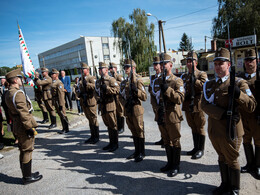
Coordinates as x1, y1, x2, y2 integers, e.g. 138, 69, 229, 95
0, 87, 259, 194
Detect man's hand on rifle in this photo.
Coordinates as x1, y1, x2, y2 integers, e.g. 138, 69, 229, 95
161, 83, 168, 93
101, 84, 107, 93
228, 85, 240, 99
131, 83, 138, 95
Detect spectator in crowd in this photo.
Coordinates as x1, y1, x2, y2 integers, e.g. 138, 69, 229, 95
73, 77, 83, 115
60, 71, 73, 111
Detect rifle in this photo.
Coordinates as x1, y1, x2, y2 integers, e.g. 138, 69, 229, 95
78, 51, 88, 107
109, 63, 115, 77
254, 29, 260, 124
226, 23, 236, 141
189, 44, 195, 113
126, 41, 135, 114
98, 62, 106, 114
157, 20, 167, 125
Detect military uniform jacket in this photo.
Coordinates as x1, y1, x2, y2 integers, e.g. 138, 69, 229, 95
76, 75, 97, 107
157, 73, 185, 123
95, 75, 119, 112
36, 76, 52, 101
237, 72, 259, 118
201, 76, 256, 138
34, 84, 43, 101
149, 73, 161, 111
51, 79, 65, 107
5, 86, 37, 135
120, 73, 147, 116
181, 70, 207, 112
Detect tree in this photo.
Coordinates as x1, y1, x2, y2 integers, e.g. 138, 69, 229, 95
212, 0, 260, 45
178, 33, 193, 51
111, 8, 156, 72
0, 66, 16, 76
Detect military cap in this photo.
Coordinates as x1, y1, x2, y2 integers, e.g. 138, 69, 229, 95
153, 56, 161, 64
51, 68, 59, 74
124, 59, 136, 67
80, 62, 89, 69
41, 67, 49, 72
214, 47, 230, 62
244, 49, 256, 60
5, 68, 22, 80
109, 62, 117, 69
98, 62, 108, 69
186, 51, 198, 61
160, 53, 172, 63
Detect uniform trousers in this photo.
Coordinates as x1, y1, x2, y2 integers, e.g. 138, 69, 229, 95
126, 114, 144, 138
209, 135, 242, 170
17, 134, 34, 164
185, 110, 206, 135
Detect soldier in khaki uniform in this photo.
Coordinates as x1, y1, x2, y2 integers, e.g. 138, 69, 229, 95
5, 68, 42, 184
148, 56, 164, 146
51, 69, 69, 134
76, 62, 99, 144
96, 62, 119, 152
238, 49, 260, 179
181, 52, 207, 159
35, 68, 56, 129
201, 48, 256, 194
154, 53, 185, 176
120, 59, 147, 162
34, 72, 49, 124
109, 62, 125, 134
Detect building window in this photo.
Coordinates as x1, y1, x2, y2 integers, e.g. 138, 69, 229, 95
104, 55, 110, 60
102, 43, 109, 49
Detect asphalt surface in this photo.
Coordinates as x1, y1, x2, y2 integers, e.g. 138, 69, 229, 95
0, 87, 259, 195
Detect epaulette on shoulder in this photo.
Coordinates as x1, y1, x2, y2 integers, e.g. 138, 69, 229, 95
235, 77, 244, 84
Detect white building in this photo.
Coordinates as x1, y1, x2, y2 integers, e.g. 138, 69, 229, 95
38, 36, 122, 78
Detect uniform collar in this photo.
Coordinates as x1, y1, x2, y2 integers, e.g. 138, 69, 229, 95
215, 74, 229, 83
245, 72, 256, 78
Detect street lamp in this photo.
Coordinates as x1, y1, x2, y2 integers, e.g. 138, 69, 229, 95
147, 13, 166, 53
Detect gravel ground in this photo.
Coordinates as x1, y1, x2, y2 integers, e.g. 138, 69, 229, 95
0, 88, 259, 195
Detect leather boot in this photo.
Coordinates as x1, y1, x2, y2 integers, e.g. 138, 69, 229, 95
241, 143, 255, 173
212, 161, 229, 194
127, 136, 138, 159
103, 128, 113, 150
49, 116, 57, 129
64, 117, 69, 133
255, 146, 260, 180
192, 135, 205, 159
41, 112, 49, 124
135, 137, 145, 162
58, 119, 69, 134
22, 160, 43, 185
90, 125, 99, 144
168, 146, 181, 177
108, 129, 118, 152
229, 168, 240, 195
160, 145, 173, 172
118, 117, 125, 134
187, 133, 198, 155
85, 125, 95, 144
154, 138, 164, 145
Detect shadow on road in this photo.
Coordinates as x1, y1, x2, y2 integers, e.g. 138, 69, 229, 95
32, 126, 217, 194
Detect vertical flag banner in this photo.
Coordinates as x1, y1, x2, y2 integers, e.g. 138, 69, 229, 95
18, 23, 35, 86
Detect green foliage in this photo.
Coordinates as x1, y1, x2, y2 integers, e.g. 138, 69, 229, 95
0, 66, 17, 76
111, 8, 157, 72
212, 0, 260, 45
74, 68, 78, 75
178, 33, 193, 51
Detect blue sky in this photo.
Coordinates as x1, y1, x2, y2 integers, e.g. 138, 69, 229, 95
0, 0, 218, 68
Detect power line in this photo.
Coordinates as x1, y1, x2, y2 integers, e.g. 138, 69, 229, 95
165, 5, 218, 22
159, 19, 212, 31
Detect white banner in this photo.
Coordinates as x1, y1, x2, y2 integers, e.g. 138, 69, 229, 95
18, 25, 35, 86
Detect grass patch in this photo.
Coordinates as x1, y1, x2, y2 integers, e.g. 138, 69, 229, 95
32, 101, 78, 126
